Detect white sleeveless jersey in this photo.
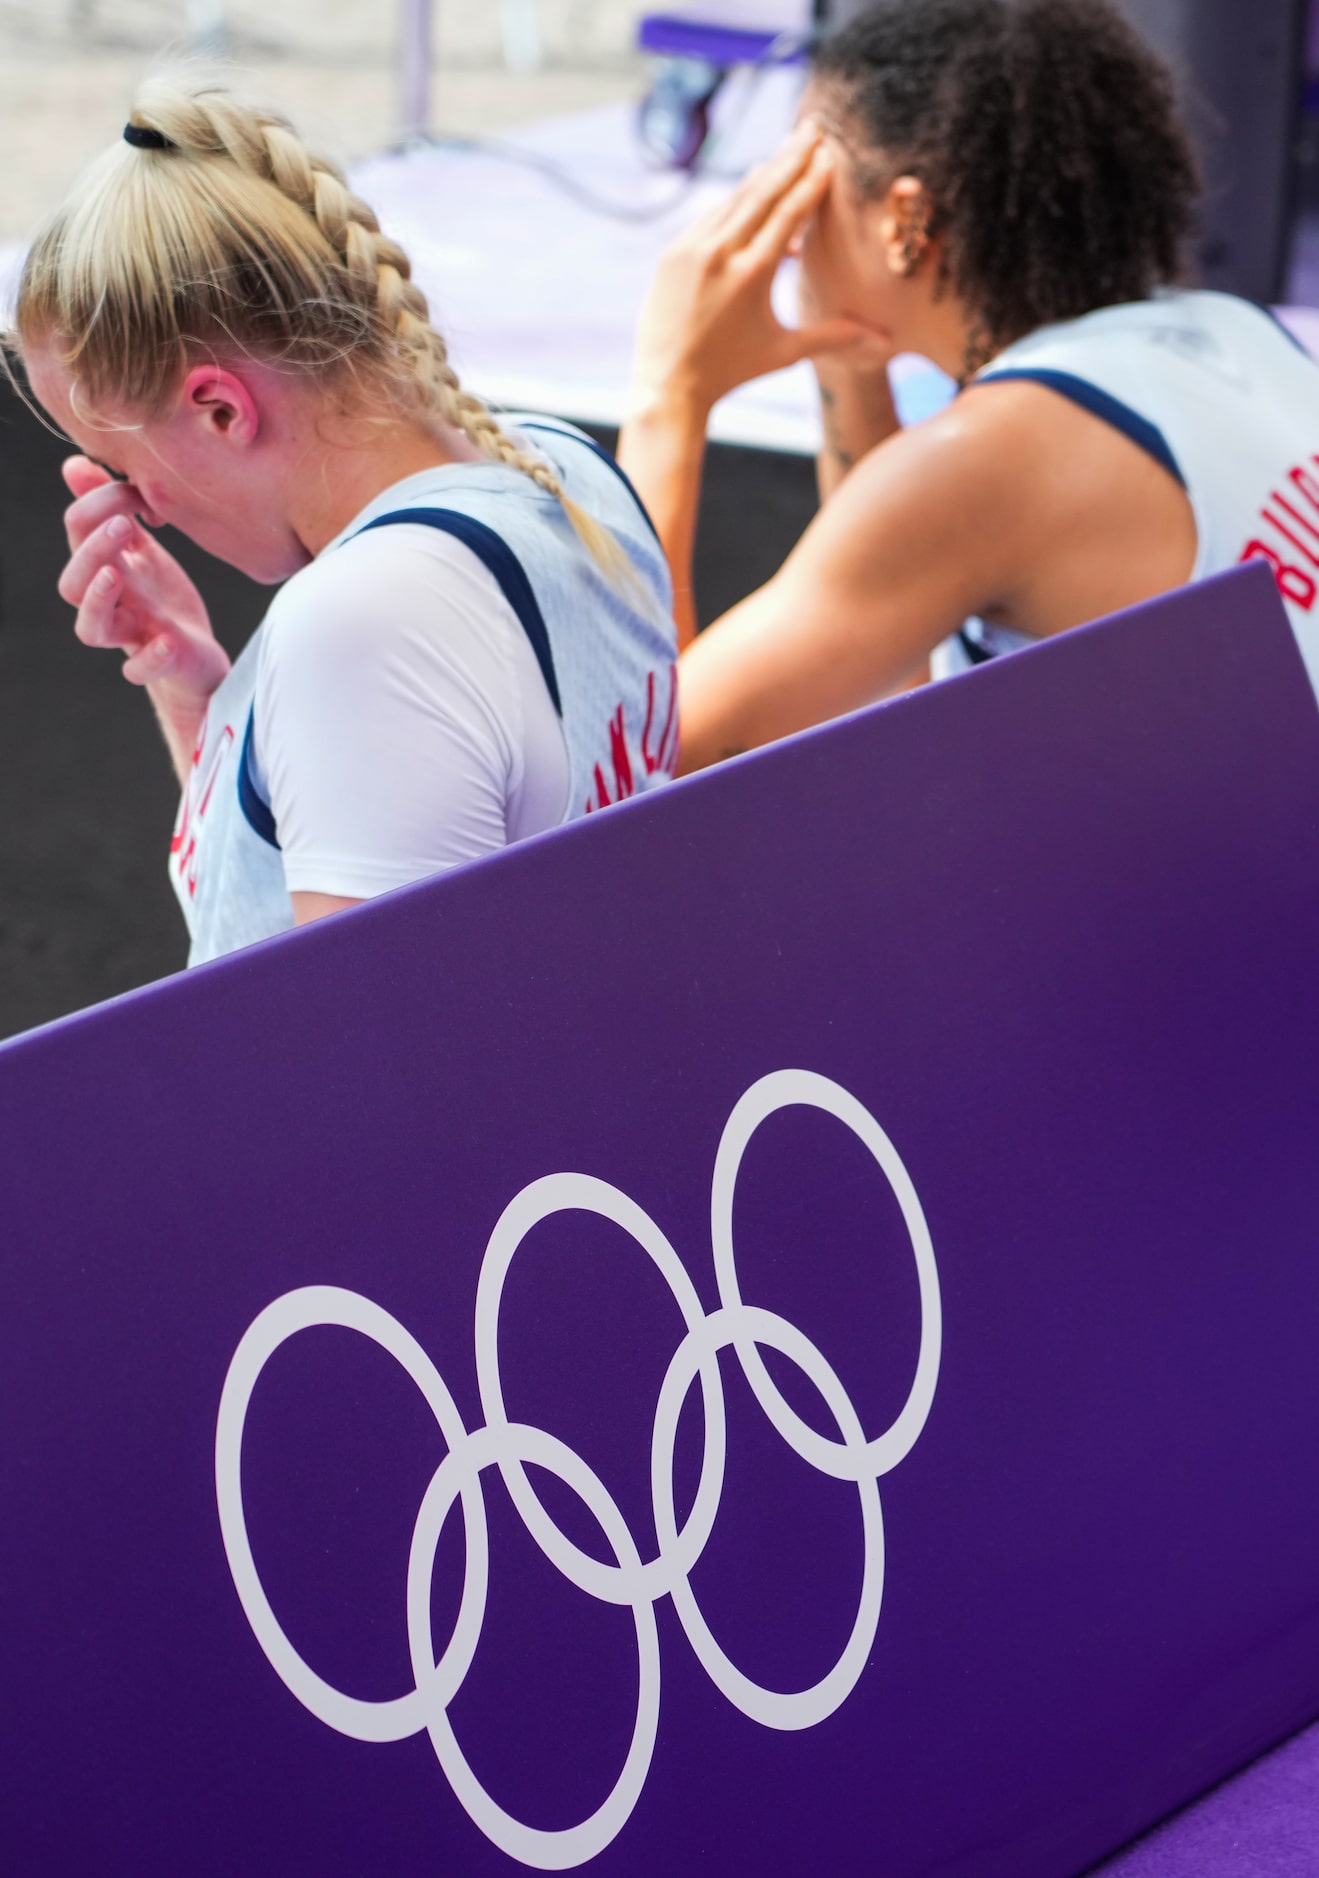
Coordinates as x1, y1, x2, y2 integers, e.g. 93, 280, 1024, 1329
170, 418, 677, 965
931, 291, 1319, 691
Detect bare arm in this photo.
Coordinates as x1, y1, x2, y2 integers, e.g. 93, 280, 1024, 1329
290, 891, 362, 927
812, 358, 932, 693
618, 125, 866, 648
618, 392, 709, 649
677, 366, 1206, 772
676, 401, 1015, 770
815, 357, 902, 502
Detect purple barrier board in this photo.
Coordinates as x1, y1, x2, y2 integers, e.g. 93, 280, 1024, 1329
3, 563, 1319, 1876
637, 15, 808, 63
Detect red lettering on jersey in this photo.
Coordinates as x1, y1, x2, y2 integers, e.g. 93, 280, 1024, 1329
608, 705, 635, 803
1291, 464, 1319, 512
1274, 491, 1319, 549
1263, 508, 1319, 571
1239, 451, 1319, 611
586, 671, 678, 812
659, 685, 679, 777
170, 735, 207, 857
641, 672, 658, 771
176, 834, 199, 897
1240, 540, 1317, 610
642, 667, 678, 778
170, 721, 235, 892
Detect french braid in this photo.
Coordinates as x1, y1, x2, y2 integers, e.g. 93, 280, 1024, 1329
16, 77, 627, 579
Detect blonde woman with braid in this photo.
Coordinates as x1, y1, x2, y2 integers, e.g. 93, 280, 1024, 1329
14, 80, 677, 965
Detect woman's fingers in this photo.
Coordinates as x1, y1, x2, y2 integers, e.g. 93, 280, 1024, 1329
709, 129, 819, 255
58, 511, 142, 606
706, 123, 823, 258
781, 315, 879, 368
58, 467, 212, 695
73, 563, 141, 651
743, 145, 835, 275
121, 633, 177, 686
62, 455, 113, 500
63, 476, 144, 554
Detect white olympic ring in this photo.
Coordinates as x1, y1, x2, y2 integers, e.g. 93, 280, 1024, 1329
215, 1069, 942, 1871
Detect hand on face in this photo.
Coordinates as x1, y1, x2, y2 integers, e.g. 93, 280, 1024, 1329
631, 123, 877, 418
58, 456, 229, 708
798, 228, 899, 378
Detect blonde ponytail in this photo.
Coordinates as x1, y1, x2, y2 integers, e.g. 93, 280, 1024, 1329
15, 76, 629, 581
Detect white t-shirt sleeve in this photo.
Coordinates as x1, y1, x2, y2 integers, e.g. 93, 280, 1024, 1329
254, 524, 569, 900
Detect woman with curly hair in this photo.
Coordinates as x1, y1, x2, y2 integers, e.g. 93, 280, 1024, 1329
620, 0, 1319, 769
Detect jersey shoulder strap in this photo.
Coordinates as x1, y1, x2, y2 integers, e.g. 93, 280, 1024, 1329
514, 418, 662, 546
974, 366, 1186, 487
238, 504, 565, 855
354, 506, 562, 713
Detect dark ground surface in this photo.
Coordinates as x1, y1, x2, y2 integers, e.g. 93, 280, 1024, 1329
0, 382, 817, 1041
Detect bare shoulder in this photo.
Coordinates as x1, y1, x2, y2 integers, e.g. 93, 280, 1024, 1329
823, 378, 1057, 531
898, 373, 1195, 631
852, 371, 1178, 485
782, 364, 1194, 643
793, 379, 1053, 601
838, 369, 1193, 550
953, 372, 1189, 511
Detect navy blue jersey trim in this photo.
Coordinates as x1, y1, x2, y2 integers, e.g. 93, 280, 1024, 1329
519, 420, 663, 547
977, 367, 1186, 488
238, 708, 281, 849
355, 507, 563, 716
957, 627, 996, 666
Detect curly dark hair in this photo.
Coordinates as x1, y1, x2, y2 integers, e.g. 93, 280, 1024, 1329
812, 0, 1201, 357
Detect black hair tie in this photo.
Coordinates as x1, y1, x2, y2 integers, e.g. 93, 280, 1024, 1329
123, 123, 172, 150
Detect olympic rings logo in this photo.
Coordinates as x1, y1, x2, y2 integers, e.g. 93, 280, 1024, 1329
215, 1070, 941, 1872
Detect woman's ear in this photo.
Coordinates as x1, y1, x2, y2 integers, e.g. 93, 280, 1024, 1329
879, 176, 933, 279
180, 365, 261, 446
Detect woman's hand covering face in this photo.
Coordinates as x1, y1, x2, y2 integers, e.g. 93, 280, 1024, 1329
58, 456, 229, 705
630, 123, 874, 421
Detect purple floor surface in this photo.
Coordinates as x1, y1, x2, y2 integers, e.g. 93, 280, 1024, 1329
1093, 1722, 1319, 1875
